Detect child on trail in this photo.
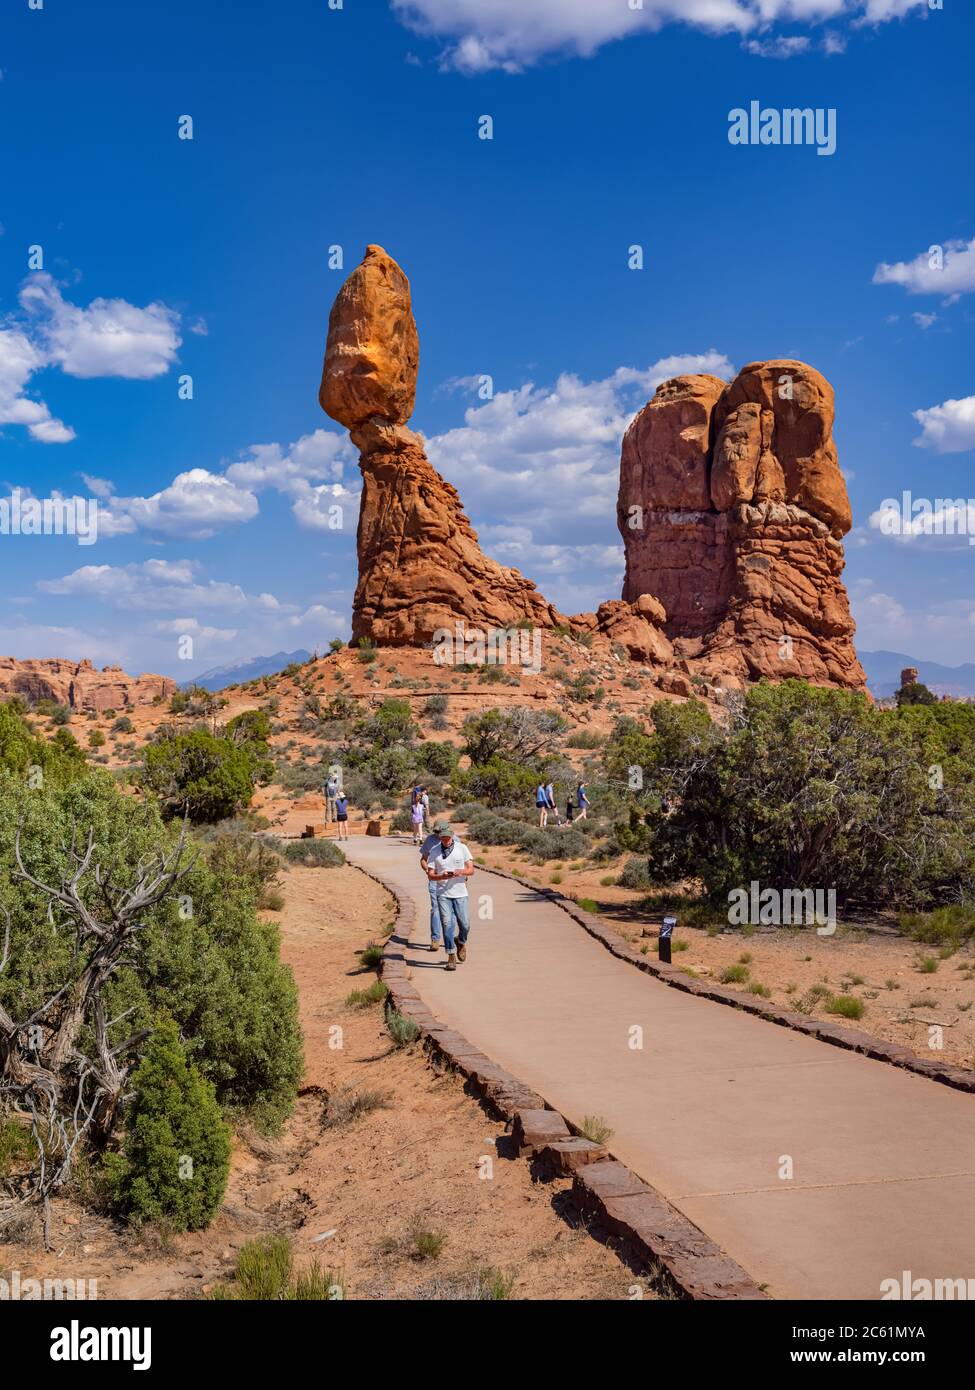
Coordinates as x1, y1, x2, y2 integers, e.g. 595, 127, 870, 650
411, 792, 426, 845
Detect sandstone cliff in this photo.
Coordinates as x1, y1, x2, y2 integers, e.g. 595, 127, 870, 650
0, 657, 176, 712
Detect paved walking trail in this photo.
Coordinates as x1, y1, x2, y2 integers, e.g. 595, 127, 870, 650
345, 836, 975, 1300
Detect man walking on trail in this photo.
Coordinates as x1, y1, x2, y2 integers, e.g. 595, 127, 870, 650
419, 820, 448, 952
425, 823, 474, 971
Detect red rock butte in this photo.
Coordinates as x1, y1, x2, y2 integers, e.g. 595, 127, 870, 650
320, 246, 865, 693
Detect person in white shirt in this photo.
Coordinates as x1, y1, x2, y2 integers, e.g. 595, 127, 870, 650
419, 821, 448, 952
425, 824, 474, 971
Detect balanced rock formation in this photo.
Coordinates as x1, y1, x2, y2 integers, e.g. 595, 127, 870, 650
618, 361, 865, 689
0, 657, 176, 712
320, 246, 569, 645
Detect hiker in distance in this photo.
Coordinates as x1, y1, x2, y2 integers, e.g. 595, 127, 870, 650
418, 818, 447, 952
323, 768, 339, 827
425, 822, 474, 971
410, 783, 428, 845
575, 781, 589, 822
535, 779, 549, 828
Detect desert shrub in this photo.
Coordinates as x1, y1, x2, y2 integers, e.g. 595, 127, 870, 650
520, 827, 589, 860
275, 761, 325, 793
50, 703, 72, 726
282, 838, 345, 868
112, 715, 134, 733
323, 1087, 392, 1127
208, 1236, 343, 1301
87, 729, 106, 749
142, 728, 269, 823
460, 707, 567, 765
204, 827, 283, 903
565, 729, 604, 749
616, 857, 652, 891
453, 756, 539, 808
1, 753, 303, 1136
720, 964, 749, 984
355, 640, 377, 665
605, 682, 975, 908
386, 1007, 421, 1047
390, 809, 414, 833
899, 903, 975, 946
580, 1115, 613, 1145
825, 994, 865, 1020
423, 695, 449, 717
419, 740, 459, 778
102, 1016, 231, 1231
0, 701, 87, 785
345, 980, 389, 1008
466, 811, 527, 847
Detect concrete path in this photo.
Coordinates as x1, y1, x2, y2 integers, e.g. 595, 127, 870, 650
345, 835, 975, 1300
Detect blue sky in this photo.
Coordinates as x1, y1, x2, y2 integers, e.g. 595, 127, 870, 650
1, 0, 973, 677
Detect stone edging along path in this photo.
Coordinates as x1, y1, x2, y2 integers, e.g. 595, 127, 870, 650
481, 864, 975, 1096
349, 859, 767, 1302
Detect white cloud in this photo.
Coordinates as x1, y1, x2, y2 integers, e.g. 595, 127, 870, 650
90, 428, 359, 541
0, 272, 183, 443
744, 34, 811, 56
96, 469, 259, 540
425, 351, 733, 605
0, 327, 75, 443
912, 312, 937, 330
38, 558, 289, 614
912, 396, 975, 454
872, 238, 975, 299
391, 0, 924, 72
19, 273, 181, 379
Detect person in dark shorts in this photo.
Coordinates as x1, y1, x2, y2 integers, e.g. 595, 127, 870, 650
334, 791, 349, 841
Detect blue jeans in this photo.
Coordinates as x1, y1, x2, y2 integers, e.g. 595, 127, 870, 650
437, 895, 470, 954
428, 881, 442, 943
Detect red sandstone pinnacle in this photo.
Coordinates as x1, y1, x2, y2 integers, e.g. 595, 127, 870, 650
320, 248, 576, 646
618, 361, 865, 691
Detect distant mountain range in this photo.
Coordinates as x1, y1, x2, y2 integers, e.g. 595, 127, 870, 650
183, 650, 312, 693
859, 650, 975, 700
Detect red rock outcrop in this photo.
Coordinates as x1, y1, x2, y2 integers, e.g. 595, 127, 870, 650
618, 361, 865, 690
320, 246, 570, 646
0, 657, 176, 712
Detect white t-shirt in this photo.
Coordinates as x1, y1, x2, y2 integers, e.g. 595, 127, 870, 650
428, 838, 473, 899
